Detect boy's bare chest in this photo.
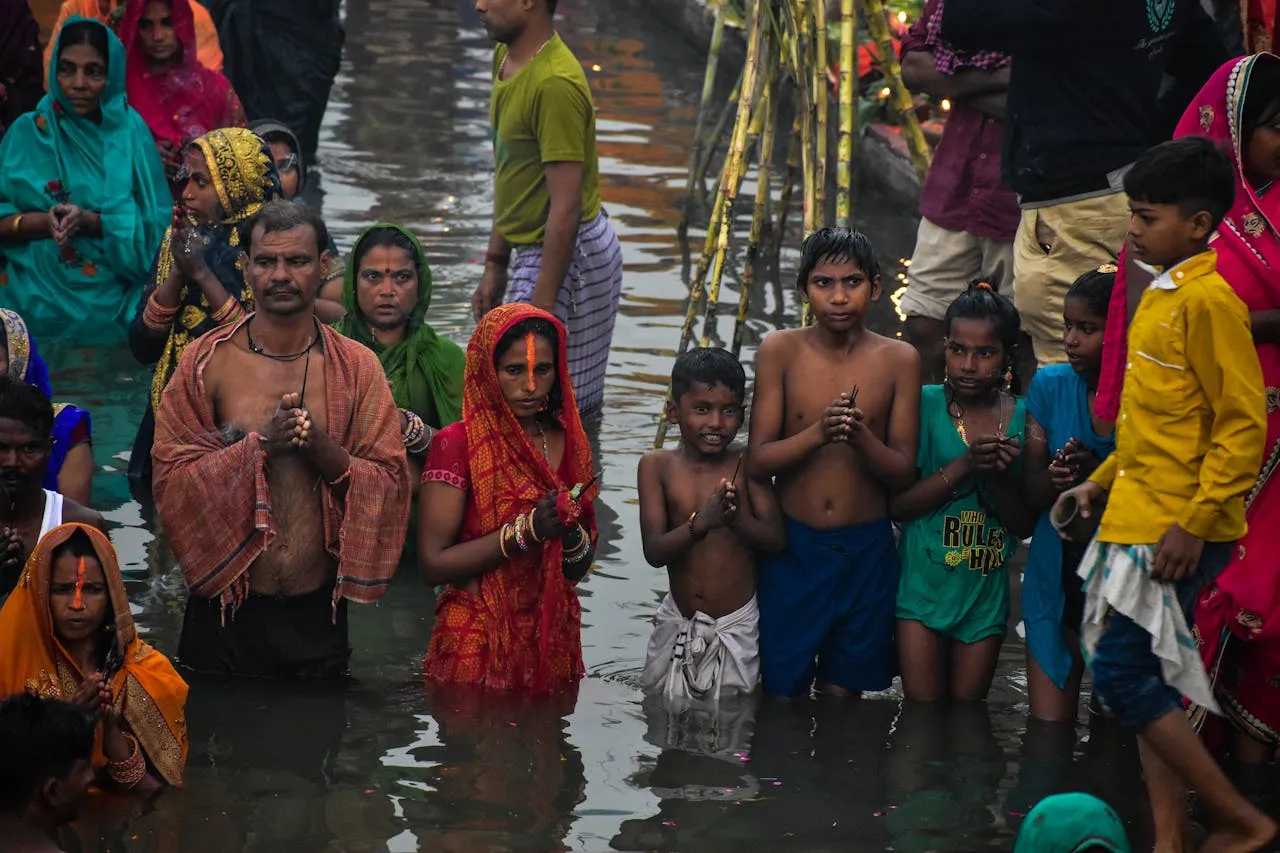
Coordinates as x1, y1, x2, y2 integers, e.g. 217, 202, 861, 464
782, 360, 890, 432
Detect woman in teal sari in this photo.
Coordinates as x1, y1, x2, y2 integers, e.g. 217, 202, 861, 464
332, 223, 464, 466
0, 17, 170, 342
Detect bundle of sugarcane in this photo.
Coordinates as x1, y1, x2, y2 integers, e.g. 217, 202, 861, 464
656, 0, 932, 447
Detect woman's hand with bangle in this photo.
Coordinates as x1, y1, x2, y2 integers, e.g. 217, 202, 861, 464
530, 491, 564, 542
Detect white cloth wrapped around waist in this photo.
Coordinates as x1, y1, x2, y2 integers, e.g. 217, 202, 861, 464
641, 593, 759, 703
1078, 540, 1219, 714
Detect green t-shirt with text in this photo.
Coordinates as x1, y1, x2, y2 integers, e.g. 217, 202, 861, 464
490, 35, 603, 246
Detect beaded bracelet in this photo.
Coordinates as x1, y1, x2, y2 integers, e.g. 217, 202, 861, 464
107, 733, 147, 789
563, 525, 591, 564
513, 514, 528, 552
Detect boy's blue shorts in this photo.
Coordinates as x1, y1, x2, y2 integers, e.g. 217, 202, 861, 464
758, 516, 898, 697
1089, 541, 1232, 729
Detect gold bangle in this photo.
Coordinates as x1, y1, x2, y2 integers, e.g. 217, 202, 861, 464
938, 467, 959, 498
527, 510, 545, 543
498, 523, 512, 559
11, 214, 23, 233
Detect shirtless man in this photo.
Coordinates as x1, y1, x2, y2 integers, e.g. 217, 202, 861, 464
638, 348, 785, 702
152, 200, 411, 680
0, 377, 103, 599
748, 227, 921, 698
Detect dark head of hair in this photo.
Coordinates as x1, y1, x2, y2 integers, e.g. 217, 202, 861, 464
494, 317, 564, 416
0, 694, 96, 812
238, 199, 330, 255
1243, 57, 1280, 140
1123, 137, 1236, 232
353, 226, 420, 272
546, 0, 559, 14
670, 347, 745, 404
1066, 266, 1116, 319
796, 227, 880, 290
943, 278, 1023, 393
0, 374, 54, 437
57, 20, 110, 69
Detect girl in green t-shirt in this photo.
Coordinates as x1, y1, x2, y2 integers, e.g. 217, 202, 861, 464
891, 281, 1047, 702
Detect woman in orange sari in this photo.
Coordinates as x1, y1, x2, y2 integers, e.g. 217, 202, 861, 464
418, 304, 598, 695
0, 523, 188, 790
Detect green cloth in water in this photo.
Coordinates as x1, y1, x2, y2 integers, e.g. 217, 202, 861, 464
1014, 792, 1131, 853
897, 384, 1025, 644
331, 223, 464, 428
0, 17, 170, 342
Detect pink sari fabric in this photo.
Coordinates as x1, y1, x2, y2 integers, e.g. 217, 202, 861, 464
118, 0, 244, 175
1156, 54, 1280, 745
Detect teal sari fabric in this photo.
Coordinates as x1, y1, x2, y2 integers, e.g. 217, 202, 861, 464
0, 17, 170, 342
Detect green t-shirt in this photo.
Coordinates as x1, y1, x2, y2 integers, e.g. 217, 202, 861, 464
490, 35, 603, 246
896, 385, 1025, 644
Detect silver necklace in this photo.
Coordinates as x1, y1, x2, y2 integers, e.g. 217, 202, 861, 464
499, 35, 554, 79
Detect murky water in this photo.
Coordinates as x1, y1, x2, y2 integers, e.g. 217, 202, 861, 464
34, 1, 1162, 851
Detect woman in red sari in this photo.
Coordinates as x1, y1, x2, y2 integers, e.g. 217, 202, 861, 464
1143, 53, 1280, 764
1246, 0, 1277, 52
117, 0, 244, 187
418, 304, 598, 695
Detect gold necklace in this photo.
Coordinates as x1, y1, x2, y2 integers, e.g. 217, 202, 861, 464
499, 35, 555, 78
953, 395, 1005, 446
534, 421, 550, 461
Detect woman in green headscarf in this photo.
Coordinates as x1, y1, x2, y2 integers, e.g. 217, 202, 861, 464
0, 17, 170, 342
332, 224, 464, 462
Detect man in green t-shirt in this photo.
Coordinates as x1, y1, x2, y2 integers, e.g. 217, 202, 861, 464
470, 0, 624, 417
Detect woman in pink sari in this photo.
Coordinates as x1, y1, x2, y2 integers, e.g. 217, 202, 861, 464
1099, 53, 1280, 763
117, 0, 244, 188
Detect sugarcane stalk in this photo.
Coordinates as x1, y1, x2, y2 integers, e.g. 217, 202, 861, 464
733, 70, 778, 358
700, 27, 770, 348
691, 67, 745, 193
812, 0, 829, 225
835, 0, 855, 227
772, 113, 801, 259
655, 0, 769, 448
864, 0, 931, 180
683, 0, 728, 222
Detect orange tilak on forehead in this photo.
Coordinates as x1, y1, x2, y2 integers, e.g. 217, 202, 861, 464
72, 557, 86, 608
525, 331, 537, 391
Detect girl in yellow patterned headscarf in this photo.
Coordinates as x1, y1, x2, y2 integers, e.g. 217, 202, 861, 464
125, 127, 283, 481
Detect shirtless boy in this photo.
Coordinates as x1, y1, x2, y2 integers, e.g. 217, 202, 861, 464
0, 377, 104, 599
639, 348, 784, 701
748, 227, 921, 697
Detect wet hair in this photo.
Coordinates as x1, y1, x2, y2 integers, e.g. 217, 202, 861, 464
1065, 266, 1116, 319
1243, 58, 1280, 138
670, 347, 745, 404
238, 199, 330, 255
0, 374, 54, 437
0, 693, 95, 812
943, 278, 1023, 394
796, 227, 880, 290
1123, 137, 1236, 231
494, 317, 564, 416
353, 227, 420, 272
57, 20, 110, 70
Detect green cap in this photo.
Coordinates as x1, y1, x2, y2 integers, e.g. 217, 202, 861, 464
1013, 793, 1131, 853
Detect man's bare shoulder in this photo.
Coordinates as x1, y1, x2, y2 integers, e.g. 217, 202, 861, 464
62, 499, 105, 532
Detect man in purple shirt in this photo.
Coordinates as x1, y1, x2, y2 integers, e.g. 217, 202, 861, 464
898, 0, 1021, 383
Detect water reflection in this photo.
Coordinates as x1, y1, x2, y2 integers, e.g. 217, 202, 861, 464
15, 0, 1158, 849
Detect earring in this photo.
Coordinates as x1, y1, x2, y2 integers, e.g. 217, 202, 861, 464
1004, 368, 1013, 391
539, 399, 549, 412
943, 372, 951, 386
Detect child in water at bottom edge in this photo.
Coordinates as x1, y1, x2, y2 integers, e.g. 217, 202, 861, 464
1021, 266, 1117, 724
891, 280, 1046, 702
638, 348, 785, 702
748, 227, 921, 699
